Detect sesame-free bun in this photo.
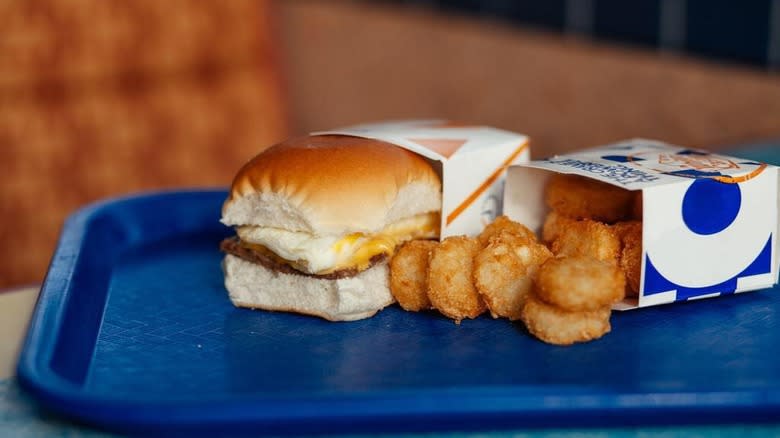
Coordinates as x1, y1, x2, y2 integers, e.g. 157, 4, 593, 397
221, 135, 442, 235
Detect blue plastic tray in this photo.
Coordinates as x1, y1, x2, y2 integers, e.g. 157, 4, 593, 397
16, 188, 780, 436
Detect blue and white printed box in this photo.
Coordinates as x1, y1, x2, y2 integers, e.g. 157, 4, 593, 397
504, 139, 779, 309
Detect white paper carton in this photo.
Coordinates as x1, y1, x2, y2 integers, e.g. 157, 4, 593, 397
504, 138, 779, 309
316, 120, 530, 238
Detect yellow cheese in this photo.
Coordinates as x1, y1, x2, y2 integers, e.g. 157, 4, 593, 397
239, 212, 440, 275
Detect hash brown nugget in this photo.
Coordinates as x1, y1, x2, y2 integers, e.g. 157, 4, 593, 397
616, 222, 643, 297
520, 294, 612, 346
427, 236, 485, 322
390, 240, 438, 311
474, 232, 553, 320
541, 211, 577, 243
534, 256, 625, 311
611, 220, 642, 242
478, 215, 537, 247
545, 174, 634, 223
550, 219, 621, 264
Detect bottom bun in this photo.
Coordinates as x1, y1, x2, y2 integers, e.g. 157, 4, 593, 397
222, 254, 395, 321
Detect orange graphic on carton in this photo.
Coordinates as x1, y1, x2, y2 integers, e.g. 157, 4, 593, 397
446, 140, 529, 225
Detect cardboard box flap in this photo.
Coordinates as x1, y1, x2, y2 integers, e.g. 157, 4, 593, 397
314, 119, 528, 163
523, 138, 771, 190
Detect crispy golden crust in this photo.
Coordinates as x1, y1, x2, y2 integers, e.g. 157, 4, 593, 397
474, 232, 552, 320
550, 219, 621, 264
534, 256, 625, 311
520, 294, 611, 346
545, 174, 634, 223
427, 236, 485, 322
611, 220, 642, 242
615, 222, 643, 297
389, 240, 438, 311
541, 211, 577, 244
477, 215, 537, 247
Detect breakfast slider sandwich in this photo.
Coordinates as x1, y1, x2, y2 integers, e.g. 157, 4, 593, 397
220, 135, 442, 321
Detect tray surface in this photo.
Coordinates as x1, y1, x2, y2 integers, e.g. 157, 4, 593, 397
17, 181, 780, 435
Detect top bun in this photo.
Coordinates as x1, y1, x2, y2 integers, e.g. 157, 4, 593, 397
221, 135, 442, 235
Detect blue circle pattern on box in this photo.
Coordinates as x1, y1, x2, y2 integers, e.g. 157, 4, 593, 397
643, 237, 773, 300
642, 177, 773, 301
601, 145, 773, 301
682, 179, 741, 235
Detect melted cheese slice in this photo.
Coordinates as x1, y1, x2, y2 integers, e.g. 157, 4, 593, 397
236, 212, 440, 275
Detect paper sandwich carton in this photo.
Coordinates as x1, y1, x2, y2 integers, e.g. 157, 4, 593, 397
504, 138, 779, 309
316, 120, 530, 238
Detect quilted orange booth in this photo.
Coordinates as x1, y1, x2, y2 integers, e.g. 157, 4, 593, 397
0, 0, 289, 288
